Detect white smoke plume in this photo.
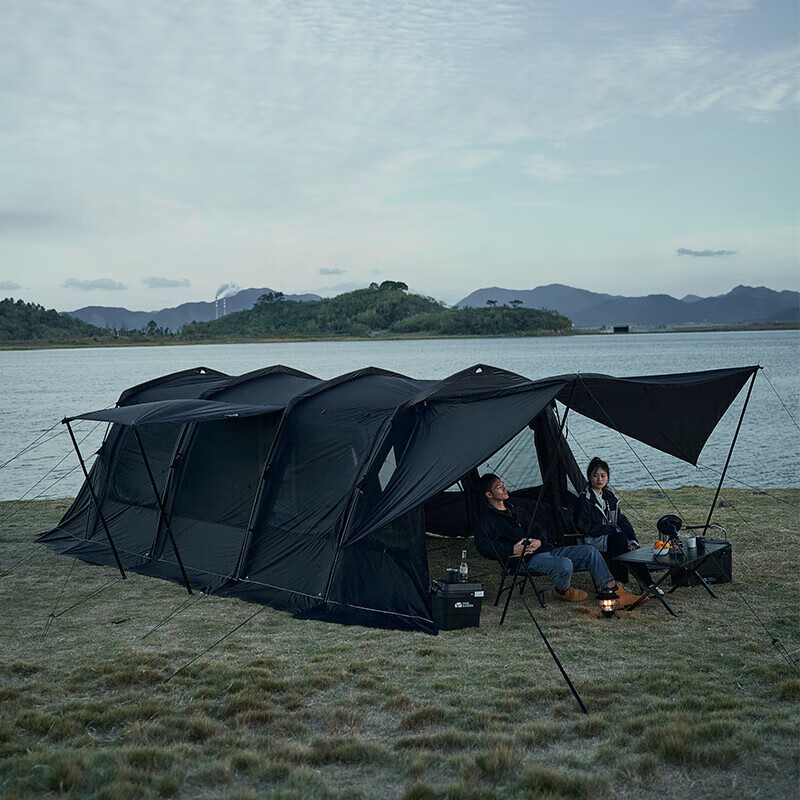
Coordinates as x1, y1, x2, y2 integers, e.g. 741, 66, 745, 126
215, 282, 241, 299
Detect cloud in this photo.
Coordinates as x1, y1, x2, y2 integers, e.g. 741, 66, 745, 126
0, 210, 61, 234
0, 280, 21, 290
524, 155, 656, 183
142, 276, 191, 288
676, 248, 738, 257
320, 267, 346, 275
63, 278, 127, 291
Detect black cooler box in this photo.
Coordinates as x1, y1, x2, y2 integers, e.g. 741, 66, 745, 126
670, 539, 732, 587
430, 579, 484, 630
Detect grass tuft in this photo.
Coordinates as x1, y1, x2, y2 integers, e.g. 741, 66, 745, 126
474, 742, 518, 780
519, 762, 607, 798
638, 715, 762, 767
324, 704, 364, 733
308, 735, 391, 765
397, 730, 478, 752
399, 705, 455, 730
385, 691, 414, 711
402, 784, 436, 800
779, 678, 800, 699
8, 662, 42, 675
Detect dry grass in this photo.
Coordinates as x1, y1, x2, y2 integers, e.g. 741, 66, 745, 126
0, 489, 798, 799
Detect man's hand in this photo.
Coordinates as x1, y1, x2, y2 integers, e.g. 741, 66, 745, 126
513, 539, 541, 557
628, 541, 640, 551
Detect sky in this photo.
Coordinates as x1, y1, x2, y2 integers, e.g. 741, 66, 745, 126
1, 0, 798, 311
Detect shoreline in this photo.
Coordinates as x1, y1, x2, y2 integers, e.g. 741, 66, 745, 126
1, 320, 797, 352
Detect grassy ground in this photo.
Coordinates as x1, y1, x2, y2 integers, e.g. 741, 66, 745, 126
0, 489, 798, 799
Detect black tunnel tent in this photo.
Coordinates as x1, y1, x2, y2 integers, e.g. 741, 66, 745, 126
39, 364, 759, 633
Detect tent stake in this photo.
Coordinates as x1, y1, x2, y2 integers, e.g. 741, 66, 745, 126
133, 429, 193, 595
64, 420, 126, 580
700, 370, 758, 535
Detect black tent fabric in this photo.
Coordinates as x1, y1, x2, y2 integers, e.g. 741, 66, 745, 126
557, 367, 758, 465
38, 362, 759, 633
67, 398, 280, 427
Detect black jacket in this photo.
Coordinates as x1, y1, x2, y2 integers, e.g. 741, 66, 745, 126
573, 486, 637, 552
474, 501, 554, 562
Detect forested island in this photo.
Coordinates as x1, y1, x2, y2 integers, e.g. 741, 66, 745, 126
1, 283, 571, 348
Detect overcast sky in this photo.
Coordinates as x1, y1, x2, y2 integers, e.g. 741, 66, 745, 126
1, 0, 797, 311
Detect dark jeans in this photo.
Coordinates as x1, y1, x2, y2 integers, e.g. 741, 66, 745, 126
605, 529, 652, 587
526, 545, 614, 592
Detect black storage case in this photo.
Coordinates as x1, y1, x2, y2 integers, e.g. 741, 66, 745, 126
431, 579, 484, 630
671, 539, 732, 587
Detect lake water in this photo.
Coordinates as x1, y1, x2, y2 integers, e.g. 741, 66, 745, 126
1, 330, 798, 502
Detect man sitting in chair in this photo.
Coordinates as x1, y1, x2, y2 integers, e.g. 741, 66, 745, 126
474, 473, 644, 607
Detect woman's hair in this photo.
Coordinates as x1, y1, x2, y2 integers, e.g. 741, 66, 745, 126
587, 456, 610, 482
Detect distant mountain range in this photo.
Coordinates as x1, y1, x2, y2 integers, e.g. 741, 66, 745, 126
64, 288, 321, 332
62, 283, 799, 332
455, 284, 800, 327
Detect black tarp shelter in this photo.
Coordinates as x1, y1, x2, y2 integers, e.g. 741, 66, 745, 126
39, 363, 758, 633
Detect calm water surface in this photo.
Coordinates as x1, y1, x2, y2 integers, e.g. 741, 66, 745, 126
1, 330, 797, 501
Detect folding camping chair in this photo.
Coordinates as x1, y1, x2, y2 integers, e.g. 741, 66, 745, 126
494, 553, 548, 613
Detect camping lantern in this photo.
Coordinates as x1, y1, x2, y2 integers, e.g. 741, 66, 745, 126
596, 587, 619, 618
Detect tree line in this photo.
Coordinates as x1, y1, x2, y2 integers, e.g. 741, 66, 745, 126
181, 283, 571, 340
2, 284, 571, 346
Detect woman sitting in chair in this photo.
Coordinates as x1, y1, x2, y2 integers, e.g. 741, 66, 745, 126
574, 457, 651, 591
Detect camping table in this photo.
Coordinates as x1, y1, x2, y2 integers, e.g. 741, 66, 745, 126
612, 541, 729, 617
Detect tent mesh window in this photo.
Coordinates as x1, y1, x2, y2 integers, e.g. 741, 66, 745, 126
171, 415, 279, 527
479, 426, 543, 492
107, 423, 179, 509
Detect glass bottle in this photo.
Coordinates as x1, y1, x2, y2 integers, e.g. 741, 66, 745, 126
459, 549, 469, 582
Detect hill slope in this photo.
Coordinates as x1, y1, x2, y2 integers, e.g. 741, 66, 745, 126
456, 284, 799, 326
65, 287, 321, 332
1, 298, 106, 342
181, 285, 571, 339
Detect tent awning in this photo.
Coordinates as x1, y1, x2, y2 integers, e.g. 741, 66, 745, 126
65, 398, 281, 427
557, 366, 760, 466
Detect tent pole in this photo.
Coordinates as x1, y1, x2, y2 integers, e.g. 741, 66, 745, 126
700, 369, 758, 535
520, 594, 588, 714
133, 429, 193, 595
499, 379, 578, 624
64, 420, 126, 580
484, 521, 587, 714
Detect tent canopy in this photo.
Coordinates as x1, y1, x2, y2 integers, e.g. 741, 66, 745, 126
39, 362, 759, 633
66, 398, 280, 427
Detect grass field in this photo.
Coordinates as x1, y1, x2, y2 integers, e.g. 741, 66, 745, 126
1, 489, 798, 799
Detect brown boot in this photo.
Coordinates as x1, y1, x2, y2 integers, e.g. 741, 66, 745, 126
614, 585, 648, 609
552, 586, 588, 602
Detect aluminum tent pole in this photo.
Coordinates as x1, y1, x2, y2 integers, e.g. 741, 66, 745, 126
499, 378, 578, 624
700, 369, 759, 535
133, 429, 193, 595
64, 419, 126, 580
483, 526, 587, 714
